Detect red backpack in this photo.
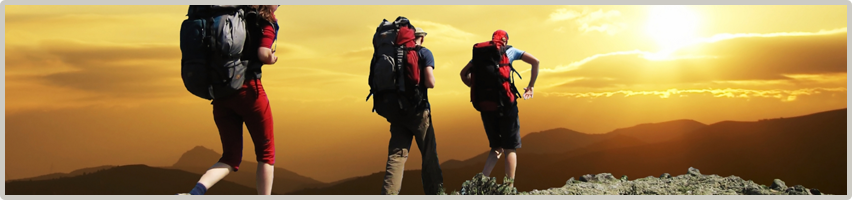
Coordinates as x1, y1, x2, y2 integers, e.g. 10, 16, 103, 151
469, 34, 522, 113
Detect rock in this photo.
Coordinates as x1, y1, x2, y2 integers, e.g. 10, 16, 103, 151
565, 177, 575, 186
579, 174, 594, 182
594, 173, 618, 182
770, 179, 787, 190
576, 173, 619, 183
460, 173, 517, 195
460, 168, 829, 195
687, 167, 702, 176
785, 185, 811, 195
809, 188, 821, 195
743, 186, 769, 195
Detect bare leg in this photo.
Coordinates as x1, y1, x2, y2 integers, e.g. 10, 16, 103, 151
481, 148, 503, 176
504, 149, 517, 186
256, 162, 274, 195
197, 162, 234, 190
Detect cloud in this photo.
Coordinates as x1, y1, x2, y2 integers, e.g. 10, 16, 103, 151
5, 5, 186, 17
536, 50, 650, 73
549, 8, 627, 35
276, 42, 322, 61
650, 27, 848, 58
410, 20, 477, 42
783, 73, 847, 84
337, 46, 374, 60
542, 87, 847, 102
576, 9, 626, 35
549, 8, 584, 22
537, 28, 847, 90
701, 27, 847, 43
543, 77, 626, 89
6, 40, 183, 98
5, 11, 184, 46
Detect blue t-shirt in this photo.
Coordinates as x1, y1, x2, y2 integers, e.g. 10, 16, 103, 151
505, 47, 525, 63
418, 47, 435, 110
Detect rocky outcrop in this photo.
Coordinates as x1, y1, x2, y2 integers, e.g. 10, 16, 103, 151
452, 167, 828, 195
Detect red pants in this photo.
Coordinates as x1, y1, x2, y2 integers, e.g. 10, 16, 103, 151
211, 79, 275, 171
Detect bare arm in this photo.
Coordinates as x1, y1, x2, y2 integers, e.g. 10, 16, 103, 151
258, 47, 278, 64
424, 66, 435, 88
520, 52, 539, 99
460, 61, 473, 87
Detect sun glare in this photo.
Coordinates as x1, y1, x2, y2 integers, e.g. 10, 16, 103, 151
645, 5, 700, 59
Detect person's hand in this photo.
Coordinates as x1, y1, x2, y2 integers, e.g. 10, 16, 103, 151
272, 55, 278, 64
523, 87, 534, 100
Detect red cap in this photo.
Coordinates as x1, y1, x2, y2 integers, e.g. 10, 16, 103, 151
492, 29, 509, 42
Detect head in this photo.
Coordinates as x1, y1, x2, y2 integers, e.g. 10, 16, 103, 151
492, 29, 509, 45
414, 27, 428, 45
252, 5, 279, 22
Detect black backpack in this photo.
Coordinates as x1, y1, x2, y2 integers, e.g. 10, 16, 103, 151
179, 5, 251, 100
470, 41, 522, 113
367, 16, 424, 120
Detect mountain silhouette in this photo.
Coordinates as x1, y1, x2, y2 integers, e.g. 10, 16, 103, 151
10, 165, 117, 181
288, 109, 845, 195
5, 165, 263, 195
440, 128, 605, 170
608, 119, 706, 144
441, 120, 705, 170
168, 146, 327, 194
523, 108, 846, 195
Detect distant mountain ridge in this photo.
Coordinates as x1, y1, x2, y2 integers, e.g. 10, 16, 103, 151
289, 108, 846, 195
441, 119, 706, 170
9, 165, 117, 182
6, 108, 844, 195
6, 146, 330, 195
169, 146, 328, 194
6, 165, 262, 195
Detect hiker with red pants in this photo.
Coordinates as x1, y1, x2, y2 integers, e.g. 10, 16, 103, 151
460, 29, 540, 187
179, 5, 280, 195
367, 17, 444, 195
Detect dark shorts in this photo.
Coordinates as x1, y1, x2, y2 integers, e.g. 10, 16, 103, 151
480, 104, 521, 149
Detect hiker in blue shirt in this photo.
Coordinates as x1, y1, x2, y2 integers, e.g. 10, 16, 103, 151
380, 27, 444, 195
460, 29, 540, 187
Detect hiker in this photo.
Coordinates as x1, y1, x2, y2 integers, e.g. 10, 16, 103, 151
178, 5, 280, 195
367, 17, 444, 195
459, 29, 539, 186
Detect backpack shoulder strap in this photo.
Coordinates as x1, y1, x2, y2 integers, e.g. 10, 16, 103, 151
414, 46, 424, 57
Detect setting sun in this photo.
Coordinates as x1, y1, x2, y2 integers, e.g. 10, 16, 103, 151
645, 5, 700, 59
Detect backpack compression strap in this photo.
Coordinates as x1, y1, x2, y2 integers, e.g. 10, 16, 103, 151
500, 45, 523, 100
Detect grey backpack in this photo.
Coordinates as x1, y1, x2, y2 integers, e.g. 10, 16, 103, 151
179, 5, 249, 100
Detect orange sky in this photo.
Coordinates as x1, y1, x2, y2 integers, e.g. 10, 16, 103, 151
5, 5, 847, 182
